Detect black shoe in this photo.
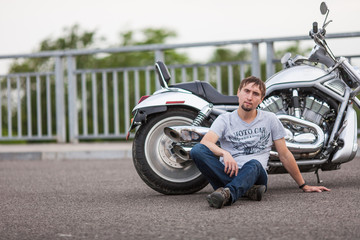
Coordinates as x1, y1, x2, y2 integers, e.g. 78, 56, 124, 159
244, 185, 266, 201
206, 187, 231, 209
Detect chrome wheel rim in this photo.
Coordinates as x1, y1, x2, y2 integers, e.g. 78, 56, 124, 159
144, 116, 202, 183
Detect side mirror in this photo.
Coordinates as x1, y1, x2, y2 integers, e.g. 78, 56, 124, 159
320, 2, 328, 15
281, 53, 292, 65
155, 61, 171, 89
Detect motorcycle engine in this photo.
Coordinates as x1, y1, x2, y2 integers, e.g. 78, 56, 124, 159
300, 96, 331, 125
260, 92, 334, 160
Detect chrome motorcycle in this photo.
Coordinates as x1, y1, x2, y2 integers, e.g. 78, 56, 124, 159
128, 2, 360, 194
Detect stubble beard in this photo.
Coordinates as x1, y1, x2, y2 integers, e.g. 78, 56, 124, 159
241, 104, 252, 112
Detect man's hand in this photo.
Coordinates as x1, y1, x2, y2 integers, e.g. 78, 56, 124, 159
302, 185, 331, 193
274, 138, 331, 193
200, 131, 238, 177
223, 152, 238, 177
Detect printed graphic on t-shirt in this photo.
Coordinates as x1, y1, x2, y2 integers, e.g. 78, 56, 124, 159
229, 127, 271, 157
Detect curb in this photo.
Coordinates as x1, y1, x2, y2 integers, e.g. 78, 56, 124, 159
0, 142, 133, 161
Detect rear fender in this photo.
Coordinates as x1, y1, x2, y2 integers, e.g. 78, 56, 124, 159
133, 90, 210, 112
131, 91, 210, 129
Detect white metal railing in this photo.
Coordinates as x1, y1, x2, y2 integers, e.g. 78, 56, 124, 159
71, 61, 252, 142
0, 32, 359, 143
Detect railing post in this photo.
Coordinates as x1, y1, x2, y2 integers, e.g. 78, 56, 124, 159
251, 43, 261, 78
55, 57, 66, 143
266, 41, 275, 79
67, 55, 78, 143
155, 50, 164, 62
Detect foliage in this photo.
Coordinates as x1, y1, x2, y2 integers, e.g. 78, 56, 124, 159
4, 25, 315, 141
206, 48, 251, 94
209, 48, 250, 63
95, 28, 189, 69
198, 42, 313, 93
274, 41, 313, 72
9, 25, 99, 73
4, 25, 190, 141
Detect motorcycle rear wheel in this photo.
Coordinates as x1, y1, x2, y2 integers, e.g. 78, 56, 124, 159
132, 108, 209, 195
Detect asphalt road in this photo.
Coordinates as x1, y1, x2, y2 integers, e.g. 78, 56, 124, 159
0, 157, 359, 240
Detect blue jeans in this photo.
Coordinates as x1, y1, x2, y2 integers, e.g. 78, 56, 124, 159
190, 143, 268, 204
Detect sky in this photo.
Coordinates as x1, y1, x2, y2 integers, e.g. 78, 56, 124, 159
1, 0, 360, 72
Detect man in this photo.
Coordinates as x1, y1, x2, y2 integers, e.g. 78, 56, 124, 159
190, 76, 330, 209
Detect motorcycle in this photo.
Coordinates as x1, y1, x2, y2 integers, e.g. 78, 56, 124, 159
127, 2, 360, 195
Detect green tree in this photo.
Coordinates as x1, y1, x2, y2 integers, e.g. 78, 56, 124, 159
201, 43, 312, 93
6, 25, 190, 141
6, 25, 101, 140
9, 24, 100, 73
207, 48, 251, 94
96, 28, 188, 68
274, 41, 313, 72
86, 28, 190, 136
209, 48, 250, 63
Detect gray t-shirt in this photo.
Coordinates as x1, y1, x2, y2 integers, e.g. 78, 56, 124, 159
210, 109, 286, 170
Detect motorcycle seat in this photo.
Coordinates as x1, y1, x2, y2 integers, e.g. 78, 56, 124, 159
170, 81, 238, 105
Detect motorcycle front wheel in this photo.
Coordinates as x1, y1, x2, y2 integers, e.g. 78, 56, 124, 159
132, 108, 209, 195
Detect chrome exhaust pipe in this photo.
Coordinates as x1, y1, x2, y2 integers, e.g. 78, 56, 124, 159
268, 158, 328, 167
277, 115, 325, 153
164, 126, 209, 143
173, 145, 192, 161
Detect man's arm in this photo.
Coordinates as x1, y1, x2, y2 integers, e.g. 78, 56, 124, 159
200, 130, 238, 177
274, 138, 330, 192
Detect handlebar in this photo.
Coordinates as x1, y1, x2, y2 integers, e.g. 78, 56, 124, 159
312, 22, 318, 34
309, 20, 336, 63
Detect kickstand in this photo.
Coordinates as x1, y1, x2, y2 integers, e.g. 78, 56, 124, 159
315, 169, 323, 184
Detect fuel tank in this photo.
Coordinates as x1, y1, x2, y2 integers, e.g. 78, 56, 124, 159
265, 65, 330, 95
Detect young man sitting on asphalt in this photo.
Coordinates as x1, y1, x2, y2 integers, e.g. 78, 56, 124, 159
190, 76, 330, 209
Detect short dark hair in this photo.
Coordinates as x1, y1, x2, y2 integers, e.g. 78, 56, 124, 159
239, 76, 266, 98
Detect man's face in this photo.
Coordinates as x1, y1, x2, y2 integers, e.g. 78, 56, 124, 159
237, 83, 264, 112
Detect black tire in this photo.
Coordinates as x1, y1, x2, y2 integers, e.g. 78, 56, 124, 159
132, 108, 209, 195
